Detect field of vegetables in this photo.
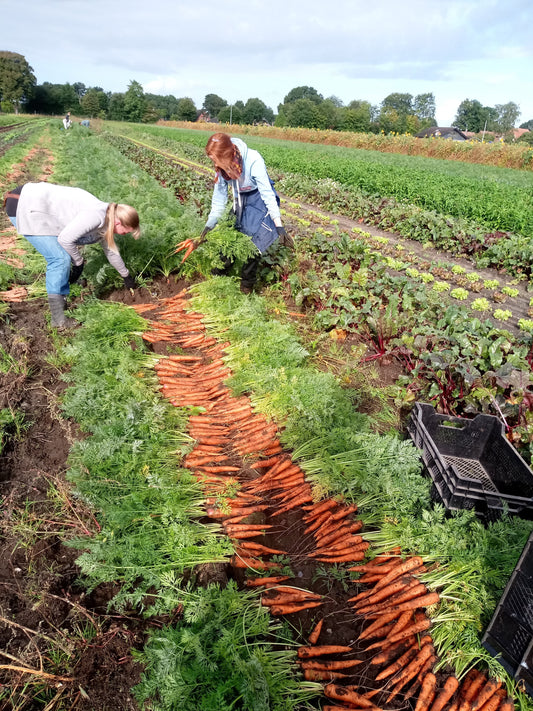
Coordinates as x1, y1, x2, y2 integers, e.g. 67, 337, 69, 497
0, 117, 533, 711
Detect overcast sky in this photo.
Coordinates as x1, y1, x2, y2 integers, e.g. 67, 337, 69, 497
3, 0, 532, 126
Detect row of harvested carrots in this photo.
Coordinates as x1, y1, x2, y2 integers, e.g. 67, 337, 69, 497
133, 292, 514, 711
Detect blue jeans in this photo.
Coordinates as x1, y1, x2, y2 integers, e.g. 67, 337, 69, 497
9, 216, 71, 295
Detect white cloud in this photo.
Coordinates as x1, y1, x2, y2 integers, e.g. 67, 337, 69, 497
2, 0, 533, 123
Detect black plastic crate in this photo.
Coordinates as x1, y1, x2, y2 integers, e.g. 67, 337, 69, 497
407, 404, 533, 519
482, 533, 533, 696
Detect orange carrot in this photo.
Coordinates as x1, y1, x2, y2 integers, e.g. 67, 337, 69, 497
386, 643, 435, 698
196, 464, 241, 473
311, 541, 369, 557
356, 582, 428, 614
302, 499, 338, 518
414, 672, 437, 711
430, 676, 459, 711
303, 669, 347, 681
359, 612, 398, 641
349, 546, 401, 570
226, 530, 267, 540
231, 556, 279, 570
369, 636, 417, 666
267, 586, 318, 596
405, 656, 438, 701
175, 238, 193, 251
352, 575, 418, 606
270, 481, 307, 499
372, 556, 424, 590
238, 542, 287, 555
270, 601, 323, 615
386, 610, 413, 639
245, 576, 290, 587
471, 679, 502, 711
365, 591, 440, 618
315, 522, 363, 546
324, 684, 377, 708
300, 659, 363, 671
477, 690, 506, 711
298, 645, 353, 659
314, 531, 365, 550
251, 456, 284, 469
329, 504, 358, 520
314, 552, 367, 563
375, 640, 420, 680
270, 493, 313, 515
366, 617, 431, 649
262, 593, 321, 606
167, 354, 203, 361
308, 619, 323, 645
459, 670, 487, 708
304, 511, 334, 534
225, 524, 272, 532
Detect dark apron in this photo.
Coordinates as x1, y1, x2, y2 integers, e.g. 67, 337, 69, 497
235, 179, 280, 254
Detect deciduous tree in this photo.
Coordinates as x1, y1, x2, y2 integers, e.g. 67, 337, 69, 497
283, 86, 323, 104
285, 98, 320, 128
242, 97, 273, 125
80, 89, 101, 118
413, 93, 436, 125
0, 51, 36, 112
202, 93, 227, 119
107, 92, 126, 121
339, 101, 372, 133
218, 102, 244, 124
123, 80, 146, 123
381, 92, 413, 117
176, 97, 197, 122
493, 102, 520, 132
454, 99, 491, 132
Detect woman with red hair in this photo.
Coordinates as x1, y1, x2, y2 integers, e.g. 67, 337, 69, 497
201, 133, 288, 293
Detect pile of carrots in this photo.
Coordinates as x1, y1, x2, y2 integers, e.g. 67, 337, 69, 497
0, 285, 27, 302
321, 670, 513, 711
132, 290, 515, 711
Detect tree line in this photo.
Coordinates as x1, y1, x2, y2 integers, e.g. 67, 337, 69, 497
1, 51, 531, 137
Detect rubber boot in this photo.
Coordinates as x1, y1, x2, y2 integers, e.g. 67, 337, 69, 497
48, 294, 77, 330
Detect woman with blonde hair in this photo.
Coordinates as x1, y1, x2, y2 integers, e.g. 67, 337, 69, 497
201, 132, 289, 293
4, 182, 140, 328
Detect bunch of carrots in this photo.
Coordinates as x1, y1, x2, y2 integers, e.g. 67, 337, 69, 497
174, 237, 200, 263
320, 670, 513, 711
303, 499, 368, 564
132, 290, 516, 711
0, 286, 27, 302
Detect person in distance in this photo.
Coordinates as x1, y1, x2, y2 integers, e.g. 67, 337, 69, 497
3, 182, 140, 329
200, 132, 291, 294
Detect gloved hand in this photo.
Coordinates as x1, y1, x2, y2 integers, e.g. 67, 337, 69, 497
276, 225, 295, 249
200, 226, 213, 240
69, 261, 84, 284
123, 275, 136, 290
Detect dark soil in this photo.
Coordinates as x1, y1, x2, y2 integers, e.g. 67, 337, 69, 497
0, 144, 155, 710
0, 296, 148, 711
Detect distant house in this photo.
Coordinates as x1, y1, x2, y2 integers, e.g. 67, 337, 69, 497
512, 128, 530, 140
197, 112, 219, 124
415, 126, 468, 141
